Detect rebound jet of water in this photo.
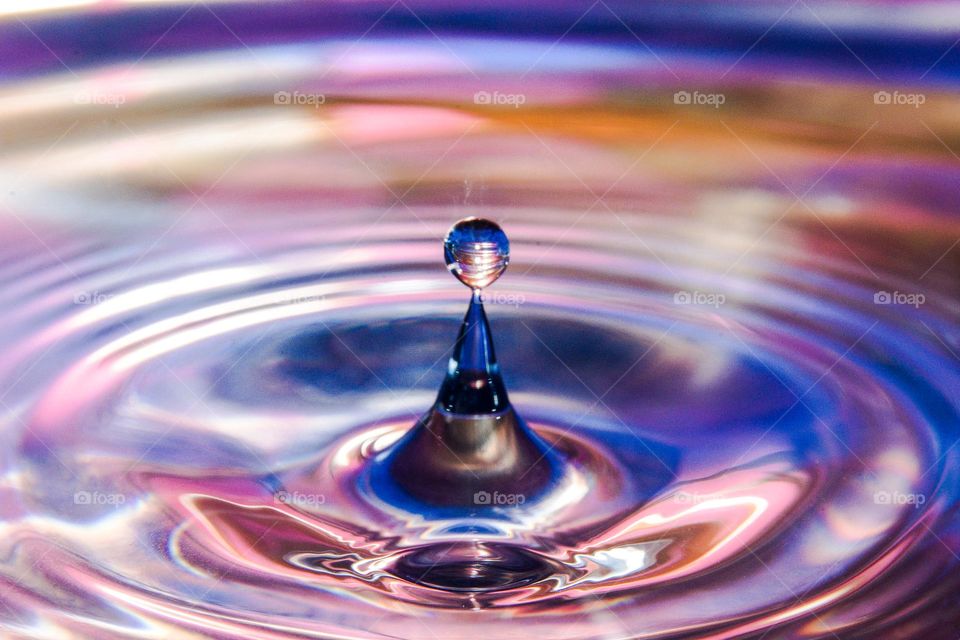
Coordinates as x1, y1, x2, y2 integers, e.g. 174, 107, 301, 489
385, 218, 559, 507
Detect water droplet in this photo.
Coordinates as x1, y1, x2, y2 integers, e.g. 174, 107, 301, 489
378, 217, 559, 507
444, 217, 509, 290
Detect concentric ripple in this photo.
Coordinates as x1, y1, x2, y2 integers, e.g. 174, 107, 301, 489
1, 2, 960, 639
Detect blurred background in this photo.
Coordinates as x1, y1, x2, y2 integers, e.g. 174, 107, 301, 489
0, 2, 959, 639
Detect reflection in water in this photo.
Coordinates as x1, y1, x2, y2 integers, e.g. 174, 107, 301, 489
0, 1, 959, 638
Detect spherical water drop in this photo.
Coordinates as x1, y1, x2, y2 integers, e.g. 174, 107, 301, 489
444, 218, 509, 290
